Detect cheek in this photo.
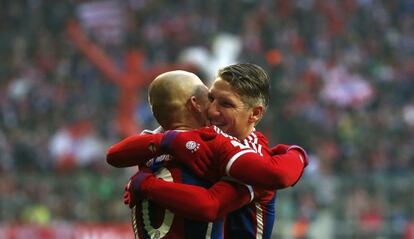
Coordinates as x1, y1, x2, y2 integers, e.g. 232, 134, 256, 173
236, 113, 251, 125
225, 113, 241, 129
222, 111, 234, 121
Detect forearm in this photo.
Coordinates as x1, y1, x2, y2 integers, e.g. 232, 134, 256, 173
106, 133, 163, 167
140, 178, 251, 221
228, 150, 306, 190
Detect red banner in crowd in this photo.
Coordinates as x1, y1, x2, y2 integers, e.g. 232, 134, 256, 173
0, 223, 134, 239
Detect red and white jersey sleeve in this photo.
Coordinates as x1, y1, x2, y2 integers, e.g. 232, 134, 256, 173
203, 126, 306, 190
200, 126, 262, 175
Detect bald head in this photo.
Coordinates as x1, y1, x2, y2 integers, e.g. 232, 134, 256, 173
148, 70, 208, 129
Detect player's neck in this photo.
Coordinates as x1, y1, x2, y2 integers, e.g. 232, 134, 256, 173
237, 126, 255, 141
168, 114, 205, 130
169, 123, 193, 131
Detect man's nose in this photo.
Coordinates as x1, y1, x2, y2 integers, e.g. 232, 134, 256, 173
207, 101, 220, 118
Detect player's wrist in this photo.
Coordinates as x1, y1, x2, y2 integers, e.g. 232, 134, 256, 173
131, 171, 153, 194
138, 175, 156, 197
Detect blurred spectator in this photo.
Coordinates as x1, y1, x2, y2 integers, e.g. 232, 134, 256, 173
405, 218, 414, 239
48, 120, 105, 171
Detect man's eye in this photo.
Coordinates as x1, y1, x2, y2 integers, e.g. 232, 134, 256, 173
208, 95, 214, 102
221, 102, 233, 108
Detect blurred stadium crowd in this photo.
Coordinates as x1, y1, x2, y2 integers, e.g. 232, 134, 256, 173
1, 0, 414, 238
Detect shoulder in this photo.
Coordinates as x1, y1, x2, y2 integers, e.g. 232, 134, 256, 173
244, 130, 270, 156
247, 130, 268, 146
207, 126, 239, 141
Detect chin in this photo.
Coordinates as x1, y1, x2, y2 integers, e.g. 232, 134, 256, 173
219, 126, 232, 135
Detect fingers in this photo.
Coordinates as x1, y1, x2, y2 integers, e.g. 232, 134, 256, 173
193, 150, 214, 177
125, 180, 131, 191
197, 128, 217, 141
194, 158, 208, 176
199, 131, 217, 141
123, 191, 131, 205
124, 187, 137, 208
270, 144, 290, 155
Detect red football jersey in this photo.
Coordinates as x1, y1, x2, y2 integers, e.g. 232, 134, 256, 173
138, 128, 277, 238
132, 162, 228, 239
107, 125, 306, 189
131, 128, 226, 239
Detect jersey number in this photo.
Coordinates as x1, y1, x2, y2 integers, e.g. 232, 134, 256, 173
133, 168, 175, 239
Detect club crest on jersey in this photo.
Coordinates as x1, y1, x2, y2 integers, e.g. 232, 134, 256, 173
186, 141, 199, 153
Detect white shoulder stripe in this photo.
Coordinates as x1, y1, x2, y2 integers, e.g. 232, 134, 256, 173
247, 135, 253, 142
225, 149, 256, 175
250, 142, 258, 153
251, 132, 258, 144
212, 125, 220, 133
257, 144, 263, 156
213, 126, 238, 140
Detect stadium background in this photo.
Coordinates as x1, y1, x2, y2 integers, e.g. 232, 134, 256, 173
1, 0, 413, 238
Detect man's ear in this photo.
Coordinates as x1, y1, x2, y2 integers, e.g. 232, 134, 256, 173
249, 105, 264, 124
189, 96, 202, 113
